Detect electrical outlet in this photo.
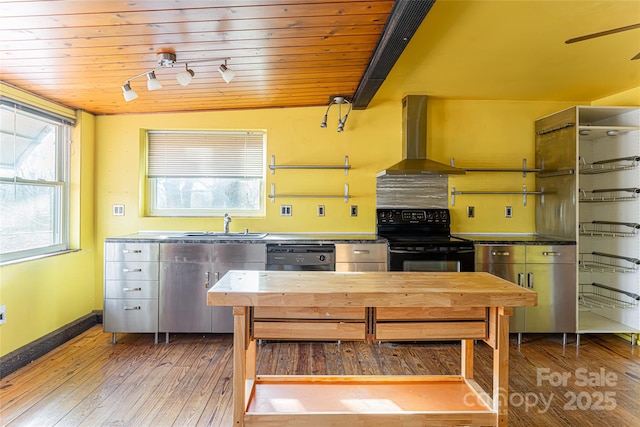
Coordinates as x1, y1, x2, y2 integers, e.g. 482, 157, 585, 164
317, 205, 325, 216
112, 204, 125, 216
280, 205, 292, 216
467, 206, 475, 218
0, 305, 6, 325
505, 206, 513, 218
350, 205, 358, 217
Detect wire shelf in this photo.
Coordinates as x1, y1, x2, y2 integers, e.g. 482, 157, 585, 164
579, 283, 640, 309
579, 156, 640, 175
579, 221, 640, 237
579, 188, 639, 202
579, 252, 640, 273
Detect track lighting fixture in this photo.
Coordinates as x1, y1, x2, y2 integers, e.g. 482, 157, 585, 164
121, 52, 235, 102
320, 96, 352, 132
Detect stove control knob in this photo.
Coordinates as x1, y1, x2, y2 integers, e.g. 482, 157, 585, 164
319, 255, 326, 261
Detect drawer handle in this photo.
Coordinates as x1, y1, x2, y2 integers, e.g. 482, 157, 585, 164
353, 250, 370, 255
491, 251, 510, 256
123, 249, 142, 254
123, 306, 141, 311
122, 287, 142, 292
542, 251, 560, 256
122, 268, 142, 273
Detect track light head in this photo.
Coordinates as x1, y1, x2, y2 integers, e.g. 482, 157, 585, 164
122, 82, 138, 102
320, 95, 351, 132
146, 71, 162, 91
176, 64, 194, 86
218, 63, 236, 83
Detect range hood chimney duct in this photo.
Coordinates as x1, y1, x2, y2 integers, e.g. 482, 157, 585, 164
377, 95, 465, 176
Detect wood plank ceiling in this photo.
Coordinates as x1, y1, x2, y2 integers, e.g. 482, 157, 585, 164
0, 0, 403, 115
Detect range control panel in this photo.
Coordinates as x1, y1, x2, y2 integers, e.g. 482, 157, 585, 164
377, 208, 450, 225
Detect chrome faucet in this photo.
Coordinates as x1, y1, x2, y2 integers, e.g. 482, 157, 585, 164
223, 213, 232, 233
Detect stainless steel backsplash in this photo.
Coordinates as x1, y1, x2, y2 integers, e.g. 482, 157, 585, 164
376, 175, 448, 208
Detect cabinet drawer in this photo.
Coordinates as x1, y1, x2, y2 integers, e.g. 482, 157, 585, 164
160, 244, 214, 262
105, 242, 159, 262
105, 280, 158, 299
376, 307, 487, 321
375, 321, 487, 341
335, 243, 387, 263
215, 244, 266, 263
105, 262, 159, 281
254, 306, 365, 320
253, 321, 366, 341
335, 262, 387, 272
103, 299, 158, 333
474, 245, 525, 264
526, 245, 575, 264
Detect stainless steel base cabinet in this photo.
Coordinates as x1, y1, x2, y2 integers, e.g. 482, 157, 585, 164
476, 244, 576, 334
335, 243, 388, 272
159, 243, 266, 339
104, 242, 160, 343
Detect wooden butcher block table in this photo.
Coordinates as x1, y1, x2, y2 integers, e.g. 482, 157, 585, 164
207, 271, 537, 427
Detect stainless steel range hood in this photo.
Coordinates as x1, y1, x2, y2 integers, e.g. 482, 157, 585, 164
377, 95, 465, 176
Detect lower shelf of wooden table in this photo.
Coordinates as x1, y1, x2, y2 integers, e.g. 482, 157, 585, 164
242, 375, 497, 426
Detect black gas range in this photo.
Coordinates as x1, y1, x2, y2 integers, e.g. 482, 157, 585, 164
377, 208, 475, 272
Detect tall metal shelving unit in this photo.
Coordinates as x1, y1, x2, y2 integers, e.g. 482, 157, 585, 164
535, 106, 640, 345
576, 106, 640, 344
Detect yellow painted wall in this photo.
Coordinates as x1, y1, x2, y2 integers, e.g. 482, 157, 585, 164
92, 102, 400, 303
0, 85, 96, 355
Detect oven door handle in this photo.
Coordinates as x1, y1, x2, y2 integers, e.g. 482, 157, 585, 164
389, 249, 426, 254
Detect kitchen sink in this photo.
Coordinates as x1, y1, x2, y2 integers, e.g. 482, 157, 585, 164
171, 231, 268, 239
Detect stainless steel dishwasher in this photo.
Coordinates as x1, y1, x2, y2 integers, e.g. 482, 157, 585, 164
266, 244, 335, 271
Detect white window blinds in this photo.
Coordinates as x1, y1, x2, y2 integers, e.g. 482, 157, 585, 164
147, 131, 264, 178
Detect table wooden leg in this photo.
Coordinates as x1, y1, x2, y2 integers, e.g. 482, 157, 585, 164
233, 306, 247, 427
246, 339, 257, 381
493, 307, 509, 427
461, 339, 474, 379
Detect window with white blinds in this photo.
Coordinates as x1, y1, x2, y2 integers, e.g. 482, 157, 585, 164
146, 130, 265, 217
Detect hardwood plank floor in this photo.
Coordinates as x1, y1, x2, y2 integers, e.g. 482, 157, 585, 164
1, 327, 639, 426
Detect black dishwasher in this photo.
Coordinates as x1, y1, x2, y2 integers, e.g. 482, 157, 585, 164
266, 244, 335, 271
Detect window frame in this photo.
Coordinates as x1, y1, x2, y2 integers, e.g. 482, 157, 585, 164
0, 97, 72, 264
145, 130, 267, 217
